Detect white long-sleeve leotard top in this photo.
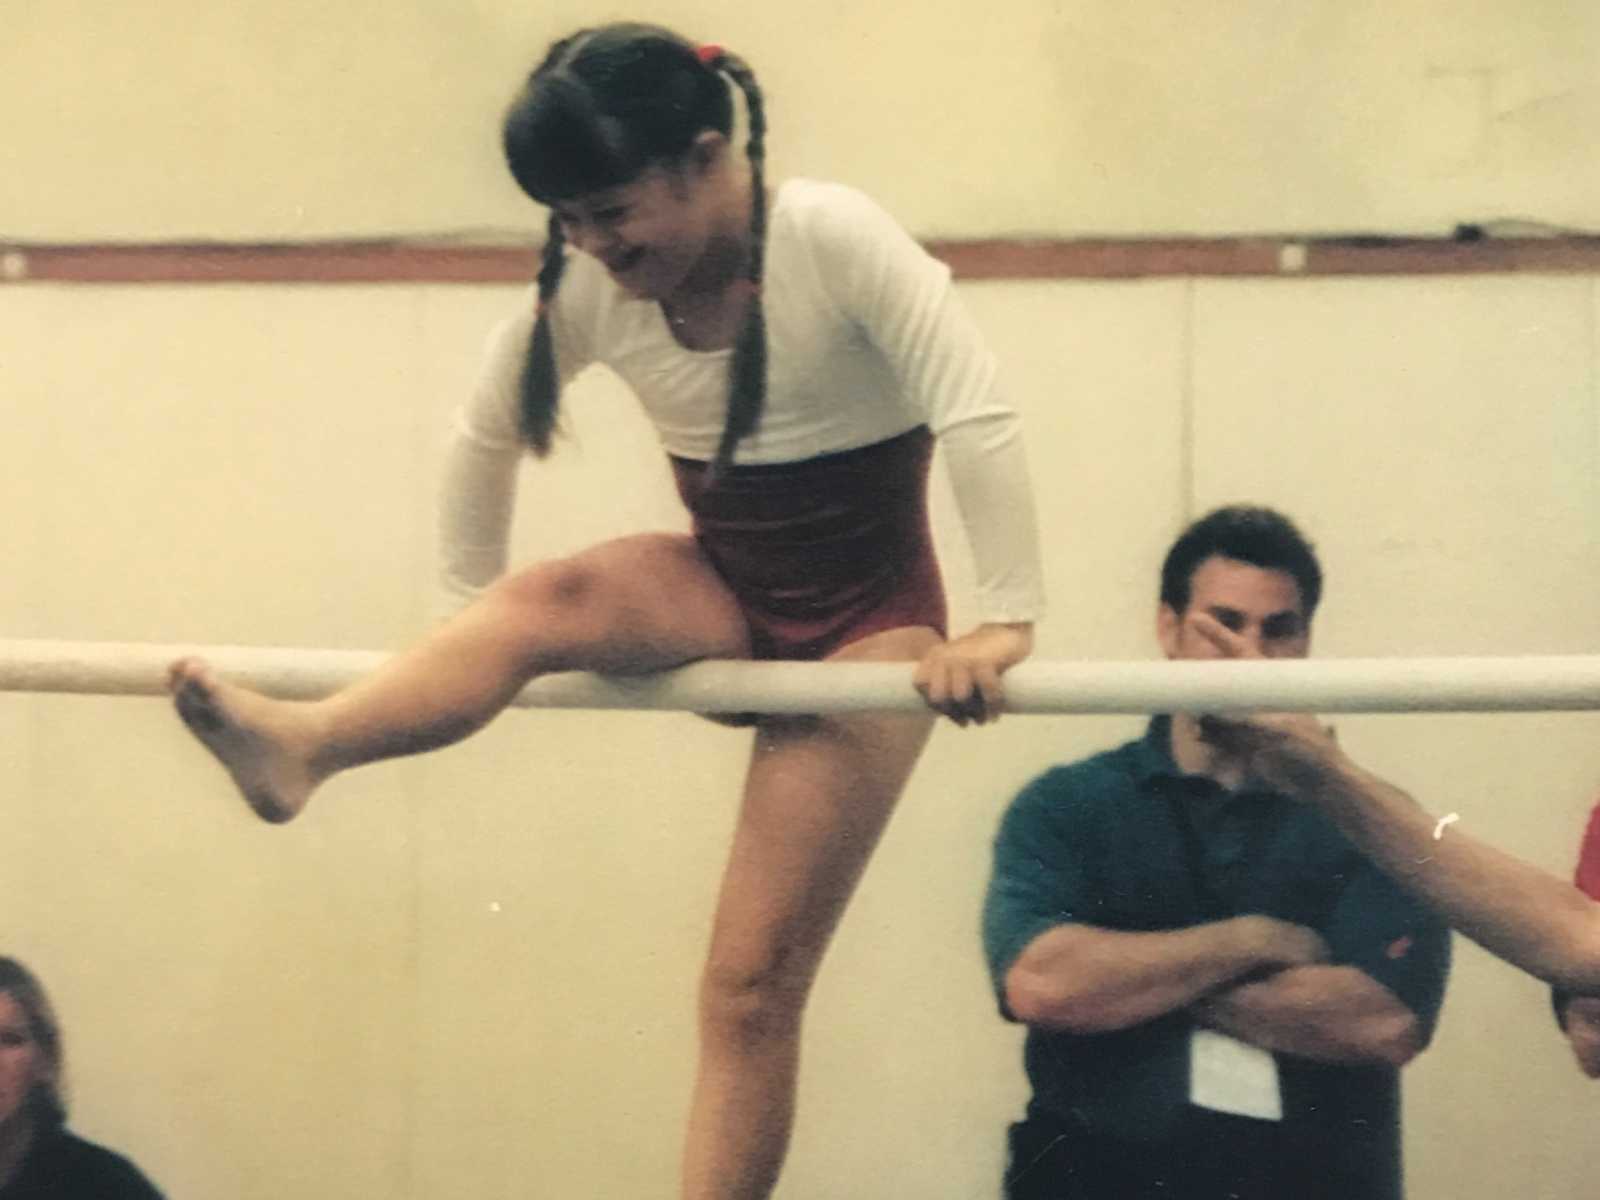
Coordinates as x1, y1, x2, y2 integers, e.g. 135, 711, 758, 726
441, 178, 1046, 625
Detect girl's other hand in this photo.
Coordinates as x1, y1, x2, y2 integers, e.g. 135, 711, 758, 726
913, 622, 1033, 726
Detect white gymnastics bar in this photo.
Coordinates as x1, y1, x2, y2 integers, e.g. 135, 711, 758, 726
3, 638, 1600, 715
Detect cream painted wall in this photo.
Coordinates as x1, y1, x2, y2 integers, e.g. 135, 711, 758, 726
2, 273, 1598, 1198
5, 1, 1600, 240
4, 2, 1600, 1197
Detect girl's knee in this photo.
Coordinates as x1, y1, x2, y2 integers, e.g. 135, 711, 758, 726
496, 558, 610, 625
485, 558, 623, 665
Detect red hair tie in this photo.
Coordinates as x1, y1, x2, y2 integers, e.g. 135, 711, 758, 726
697, 44, 725, 68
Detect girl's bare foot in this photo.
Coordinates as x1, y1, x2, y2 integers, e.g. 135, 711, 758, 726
168, 657, 326, 823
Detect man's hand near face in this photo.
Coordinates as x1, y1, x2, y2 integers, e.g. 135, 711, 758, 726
1178, 609, 1347, 795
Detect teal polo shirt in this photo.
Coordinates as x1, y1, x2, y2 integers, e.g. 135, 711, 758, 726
982, 717, 1452, 1183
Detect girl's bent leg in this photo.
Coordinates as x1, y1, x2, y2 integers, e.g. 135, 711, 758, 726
680, 625, 941, 1200
170, 533, 749, 823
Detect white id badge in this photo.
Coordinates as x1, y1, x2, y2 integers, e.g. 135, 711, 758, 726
1188, 1029, 1282, 1121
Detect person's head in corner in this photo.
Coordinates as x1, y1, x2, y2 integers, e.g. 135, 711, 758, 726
0, 957, 65, 1135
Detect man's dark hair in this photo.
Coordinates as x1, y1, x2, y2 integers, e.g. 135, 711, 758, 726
1159, 505, 1322, 617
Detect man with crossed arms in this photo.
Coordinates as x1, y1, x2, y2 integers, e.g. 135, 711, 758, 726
983, 505, 1451, 1200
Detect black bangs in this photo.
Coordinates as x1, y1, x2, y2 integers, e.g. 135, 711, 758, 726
503, 24, 733, 206
503, 75, 636, 204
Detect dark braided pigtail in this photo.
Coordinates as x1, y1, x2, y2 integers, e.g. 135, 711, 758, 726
707, 49, 768, 476
502, 26, 765, 466
517, 212, 568, 455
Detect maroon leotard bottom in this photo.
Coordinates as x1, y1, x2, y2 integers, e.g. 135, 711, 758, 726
670, 425, 948, 662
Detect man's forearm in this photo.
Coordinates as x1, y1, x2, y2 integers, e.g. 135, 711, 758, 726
1311, 756, 1600, 992
1193, 965, 1422, 1066
1005, 917, 1320, 1033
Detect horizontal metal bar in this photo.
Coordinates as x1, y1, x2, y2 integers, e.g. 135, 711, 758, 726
3, 639, 1600, 715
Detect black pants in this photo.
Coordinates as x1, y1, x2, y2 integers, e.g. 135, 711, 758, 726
1005, 1109, 1392, 1200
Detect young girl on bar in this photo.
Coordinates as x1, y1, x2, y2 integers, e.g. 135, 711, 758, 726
169, 22, 1044, 1200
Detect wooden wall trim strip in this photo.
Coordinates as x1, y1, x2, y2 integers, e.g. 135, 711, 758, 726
0, 242, 540, 285
5, 235, 1600, 285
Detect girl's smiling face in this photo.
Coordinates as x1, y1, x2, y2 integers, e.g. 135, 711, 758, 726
552, 136, 742, 304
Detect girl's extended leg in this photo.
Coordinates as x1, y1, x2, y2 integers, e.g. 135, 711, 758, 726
170, 533, 749, 822
680, 625, 941, 1200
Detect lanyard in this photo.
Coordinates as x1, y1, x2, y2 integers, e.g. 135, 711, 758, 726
1163, 779, 1229, 920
